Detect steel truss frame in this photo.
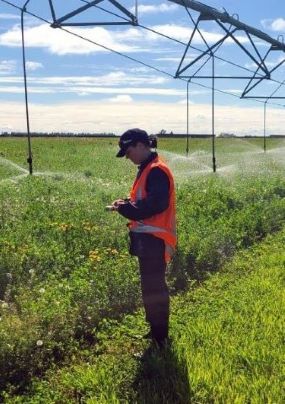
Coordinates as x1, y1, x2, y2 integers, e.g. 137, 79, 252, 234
169, 0, 285, 171
170, 0, 285, 99
47, 0, 137, 27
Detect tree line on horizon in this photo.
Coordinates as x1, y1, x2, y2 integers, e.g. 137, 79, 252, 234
0, 131, 284, 138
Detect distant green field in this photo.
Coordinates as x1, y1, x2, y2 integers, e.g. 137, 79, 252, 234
0, 137, 284, 401
1, 136, 285, 182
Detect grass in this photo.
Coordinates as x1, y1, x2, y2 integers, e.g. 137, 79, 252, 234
4, 227, 284, 403
0, 137, 284, 401
1, 136, 284, 175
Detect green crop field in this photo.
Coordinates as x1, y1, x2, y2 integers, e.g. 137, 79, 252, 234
0, 136, 285, 403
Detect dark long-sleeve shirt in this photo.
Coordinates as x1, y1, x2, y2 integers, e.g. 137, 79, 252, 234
118, 152, 170, 220
117, 152, 170, 258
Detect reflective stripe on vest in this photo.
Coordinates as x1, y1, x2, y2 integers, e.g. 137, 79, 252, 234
131, 222, 176, 238
165, 244, 175, 258
132, 225, 176, 262
136, 187, 143, 201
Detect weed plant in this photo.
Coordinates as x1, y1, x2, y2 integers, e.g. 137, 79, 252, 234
0, 137, 284, 397
4, 227, 285, 403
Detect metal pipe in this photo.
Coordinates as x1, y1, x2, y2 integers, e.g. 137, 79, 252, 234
186, 80, 190, 156
263, 101, 267, 152
21, 0, 32, 175
60, 21, 131, 26
180, 75, 260, 79
48, 0, 56, 22
212, 54, 216, 172
135, 0, 138, 23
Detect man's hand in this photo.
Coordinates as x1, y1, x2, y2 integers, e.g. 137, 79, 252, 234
110, 199, 126, 211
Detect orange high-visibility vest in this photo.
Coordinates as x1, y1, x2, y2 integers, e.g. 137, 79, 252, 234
128, 156, 176, 263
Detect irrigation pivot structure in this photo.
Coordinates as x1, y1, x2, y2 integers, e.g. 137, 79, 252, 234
1, 0, 285, 172
169, 0, 285, 166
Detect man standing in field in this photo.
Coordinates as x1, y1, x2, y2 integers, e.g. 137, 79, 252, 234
111, 128, 176, 347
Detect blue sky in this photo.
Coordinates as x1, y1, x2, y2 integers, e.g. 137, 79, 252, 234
0, 0, 284, 135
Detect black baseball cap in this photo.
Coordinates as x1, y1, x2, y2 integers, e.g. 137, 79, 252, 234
116, 128, 149, 157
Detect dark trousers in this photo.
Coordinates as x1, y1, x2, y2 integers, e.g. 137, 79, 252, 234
138, 256, 170, 342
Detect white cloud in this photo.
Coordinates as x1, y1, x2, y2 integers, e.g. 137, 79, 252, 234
261, 18, 285, 32
0, 22, 249, 57
177, 98, 194, 105
26, 61, 43, 71
0, 124, 13, 132
1, 100, 284, 136
130, 3, 178, 15
0, 86, 55, 94
271, 18, 285, 31
155, 56, 196, 63
77, 91, 89, 97
0, 71, 169, 87
245, 56, 285, 70
0, 24, 143, 55
261, 19, 271, 30
225, 89, 242, 95
107, 95, 133, 103
0, 60, 16, 74
149, 24, 248, 45
0, 84, 185, 96
0, 13, 20, 20
127, 66, 153, 73
113, 27, 144, 42
0, 77, 24, 83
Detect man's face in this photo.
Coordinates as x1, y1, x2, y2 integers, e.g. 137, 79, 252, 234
125, 142, 147, 164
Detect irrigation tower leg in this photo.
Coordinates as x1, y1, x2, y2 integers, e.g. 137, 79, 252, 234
186, 80, 191, 157
21, 1, 33, 175
263, 101, 267, 152
212, 54, 216, 173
